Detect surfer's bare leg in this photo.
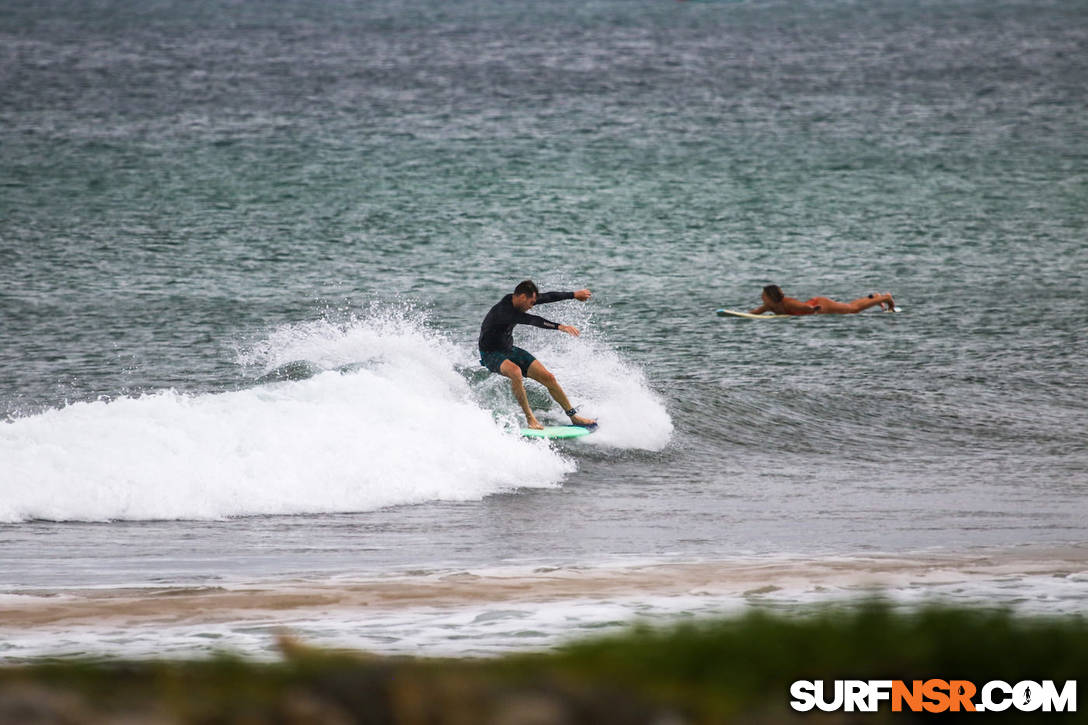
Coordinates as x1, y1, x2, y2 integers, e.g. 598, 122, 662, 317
527, 361, 596, 426
811, 293, 894, 314
845, 292, 894, 313
500, 360, 542, 429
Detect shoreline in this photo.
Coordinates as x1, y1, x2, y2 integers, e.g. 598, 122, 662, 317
4, 545, 1085, 632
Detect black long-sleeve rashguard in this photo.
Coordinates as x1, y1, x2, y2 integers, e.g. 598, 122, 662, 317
477, 291, 574, 352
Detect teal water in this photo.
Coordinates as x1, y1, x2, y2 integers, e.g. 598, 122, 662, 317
1, 0, 1086, 596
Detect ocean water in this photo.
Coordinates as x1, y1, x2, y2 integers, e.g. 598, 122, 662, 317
1, 0, 1086, 659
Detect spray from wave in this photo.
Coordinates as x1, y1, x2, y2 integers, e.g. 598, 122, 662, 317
490, 323, 674, 451
0, 305, 671, 523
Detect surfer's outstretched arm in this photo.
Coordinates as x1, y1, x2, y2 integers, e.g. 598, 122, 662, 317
534, 289, 591, 305
515, 312, 563, 330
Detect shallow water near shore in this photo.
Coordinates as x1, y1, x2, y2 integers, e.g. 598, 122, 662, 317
1, 0, 1086, 659
2, 547, 1087, 660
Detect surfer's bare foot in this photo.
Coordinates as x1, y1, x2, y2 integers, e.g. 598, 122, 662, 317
570, 414, 596, 426
527, 418, 545, 430
881, 293, 896, 311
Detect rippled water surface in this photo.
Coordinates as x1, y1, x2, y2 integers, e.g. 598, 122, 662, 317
1, 0, 1086, 638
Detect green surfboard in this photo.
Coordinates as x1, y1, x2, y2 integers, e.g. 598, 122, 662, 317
520, 424, 598, 440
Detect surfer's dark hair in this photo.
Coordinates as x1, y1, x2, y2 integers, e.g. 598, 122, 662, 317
514, 280, 539, 297
763, 284, 784, 303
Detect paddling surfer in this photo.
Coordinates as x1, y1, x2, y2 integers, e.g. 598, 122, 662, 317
478, 280, 596, 430
750, 284, 896, 316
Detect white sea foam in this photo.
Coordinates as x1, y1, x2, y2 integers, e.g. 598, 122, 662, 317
0, 314, 572, 522
244, 303, 674, 452
487, 319, 674, 451
0, 308, 671, 523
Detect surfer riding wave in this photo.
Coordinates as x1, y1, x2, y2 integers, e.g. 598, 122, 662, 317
478, 280, 596, 430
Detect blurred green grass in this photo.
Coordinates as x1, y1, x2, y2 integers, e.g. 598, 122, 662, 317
1, 602, 1085, 723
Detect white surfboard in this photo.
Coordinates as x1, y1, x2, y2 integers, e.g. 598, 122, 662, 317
717, 307, 902, 318
716, 308, 793, 319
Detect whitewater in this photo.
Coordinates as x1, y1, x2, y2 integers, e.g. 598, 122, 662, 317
0, 309, 672, 523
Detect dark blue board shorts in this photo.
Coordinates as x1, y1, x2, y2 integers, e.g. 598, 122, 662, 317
480, 347, 537, 376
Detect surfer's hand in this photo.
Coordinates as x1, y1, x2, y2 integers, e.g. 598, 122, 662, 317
559, 325, 581, 337
574, 289, 591, 301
